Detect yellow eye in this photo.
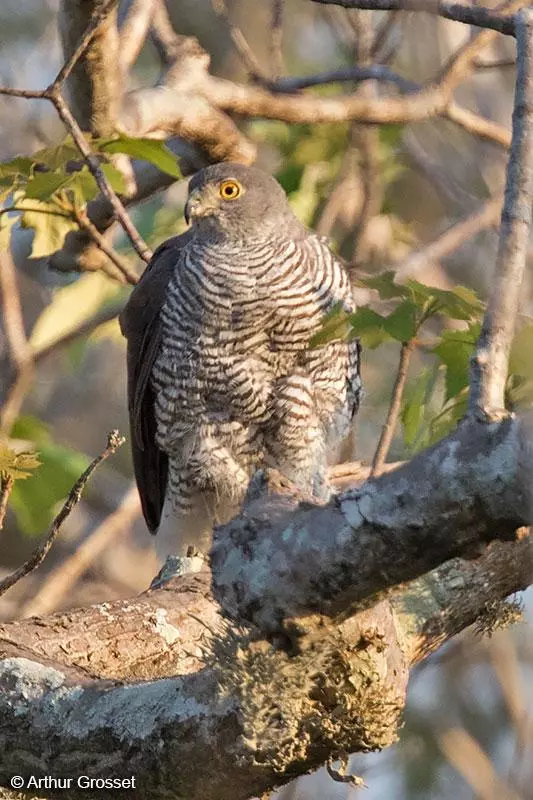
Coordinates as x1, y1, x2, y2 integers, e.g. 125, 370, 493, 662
219, 179, 242, 200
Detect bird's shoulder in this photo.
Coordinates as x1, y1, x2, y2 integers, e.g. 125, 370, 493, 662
119, 230, 192, 341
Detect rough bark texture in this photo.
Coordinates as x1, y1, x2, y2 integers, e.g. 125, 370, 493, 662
212, 416, 533, 633
0, 573, 408, 800
0, 525, 531, 800
59, 0, 120, 136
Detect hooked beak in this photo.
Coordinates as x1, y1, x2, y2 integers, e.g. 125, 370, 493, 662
184, 187, 218, 225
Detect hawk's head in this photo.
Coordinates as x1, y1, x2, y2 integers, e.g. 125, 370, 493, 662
184, 162, 303, 241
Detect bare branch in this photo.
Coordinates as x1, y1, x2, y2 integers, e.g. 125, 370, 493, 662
56, 0, 119, 91
445, 101, 511, 148
371, 340, 415, 476
270, 0, 285, 78
0, 529, 531, 799
0, 252, 34, 435
211, 415, 533, 632
0, 431, 125, 598
268, 65, 418, 93
71, 206, 139, 284
0, 475, 14, 532
309, 0, 516, 36
48, 90, 153, 263
211, 0, 266, 79
57, 0, 120, 136
395, 195, 503, 279
470, 9, 533, 414
20, 484, 140, 619
119, 0, 158, 75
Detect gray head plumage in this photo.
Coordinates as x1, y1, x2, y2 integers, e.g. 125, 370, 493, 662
184, 162, 304, 242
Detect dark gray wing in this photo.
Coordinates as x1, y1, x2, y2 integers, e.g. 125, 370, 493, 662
120, 232, 190, 532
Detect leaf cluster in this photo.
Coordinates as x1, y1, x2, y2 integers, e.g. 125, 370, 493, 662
0, 135, 180, 258
314, 270, 533, 454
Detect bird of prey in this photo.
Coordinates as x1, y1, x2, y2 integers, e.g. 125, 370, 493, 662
120, 163, 361, 562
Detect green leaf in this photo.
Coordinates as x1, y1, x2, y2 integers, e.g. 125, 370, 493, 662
10, 415, 90, 535
406, 281, 484, 322
0, 156, 35, 200
24, 171, 73, 201
428, 391, 469, 445
348, 307, 391, 349
32, 139, 81, 171
0, 156, 34, 180
401, 364, 441, 450
354, 271, 409, 300
100, 162, 128, 194
97, 135, 181, 179
20, 200, 77, 258
0, 443, 41, 480
433, 324, 480, 402
66, 168, 100, 205
383, 300, 418, 341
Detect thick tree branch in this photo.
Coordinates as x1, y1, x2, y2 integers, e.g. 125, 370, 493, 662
58, 0, 120, 136
211, 416, 533, 632
470, 9, 533, 414
0, 529, 530, 800
119, 0, 158, 75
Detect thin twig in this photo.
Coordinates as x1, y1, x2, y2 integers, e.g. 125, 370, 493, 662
474, 56, 516, 69
310, 0, 516, 36
349, 12, 383, 266
438, 728, 521, 800
210, 0, 266, 79
0, 475, 14, 531
371, 340, 415, 477
72, 207, 139, 284
54, 0, 119, 88
270, 0, 285, 78
20, 484, 140, 619
395, 195, 503, 280
119, 0, 157, 75
268, 65, 417, 93
0, 2, 153, 267
470, 9, 533, 414
371, 10, 400, 61
444, 101, 511, 148
47, 91, 152, 263
0, 251, 34, 436
0, 430, 125, 598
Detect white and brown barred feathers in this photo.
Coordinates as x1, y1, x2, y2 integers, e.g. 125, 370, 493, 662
120, 164, 361, 559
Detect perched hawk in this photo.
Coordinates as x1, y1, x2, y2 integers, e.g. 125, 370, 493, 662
120, 163, 361, 561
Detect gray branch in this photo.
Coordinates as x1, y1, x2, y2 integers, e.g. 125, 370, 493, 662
211, 416, 533, 632
470, 9, 533, 414
0, 525, 531, 800
309, 0, 516, 36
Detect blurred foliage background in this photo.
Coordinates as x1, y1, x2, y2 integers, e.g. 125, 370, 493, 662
0, 1, 533, 798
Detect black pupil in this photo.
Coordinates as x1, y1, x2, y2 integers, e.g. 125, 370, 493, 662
224, 184, 236, 196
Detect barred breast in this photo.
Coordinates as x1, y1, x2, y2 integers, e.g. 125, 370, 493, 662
151, 229, 360, 515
